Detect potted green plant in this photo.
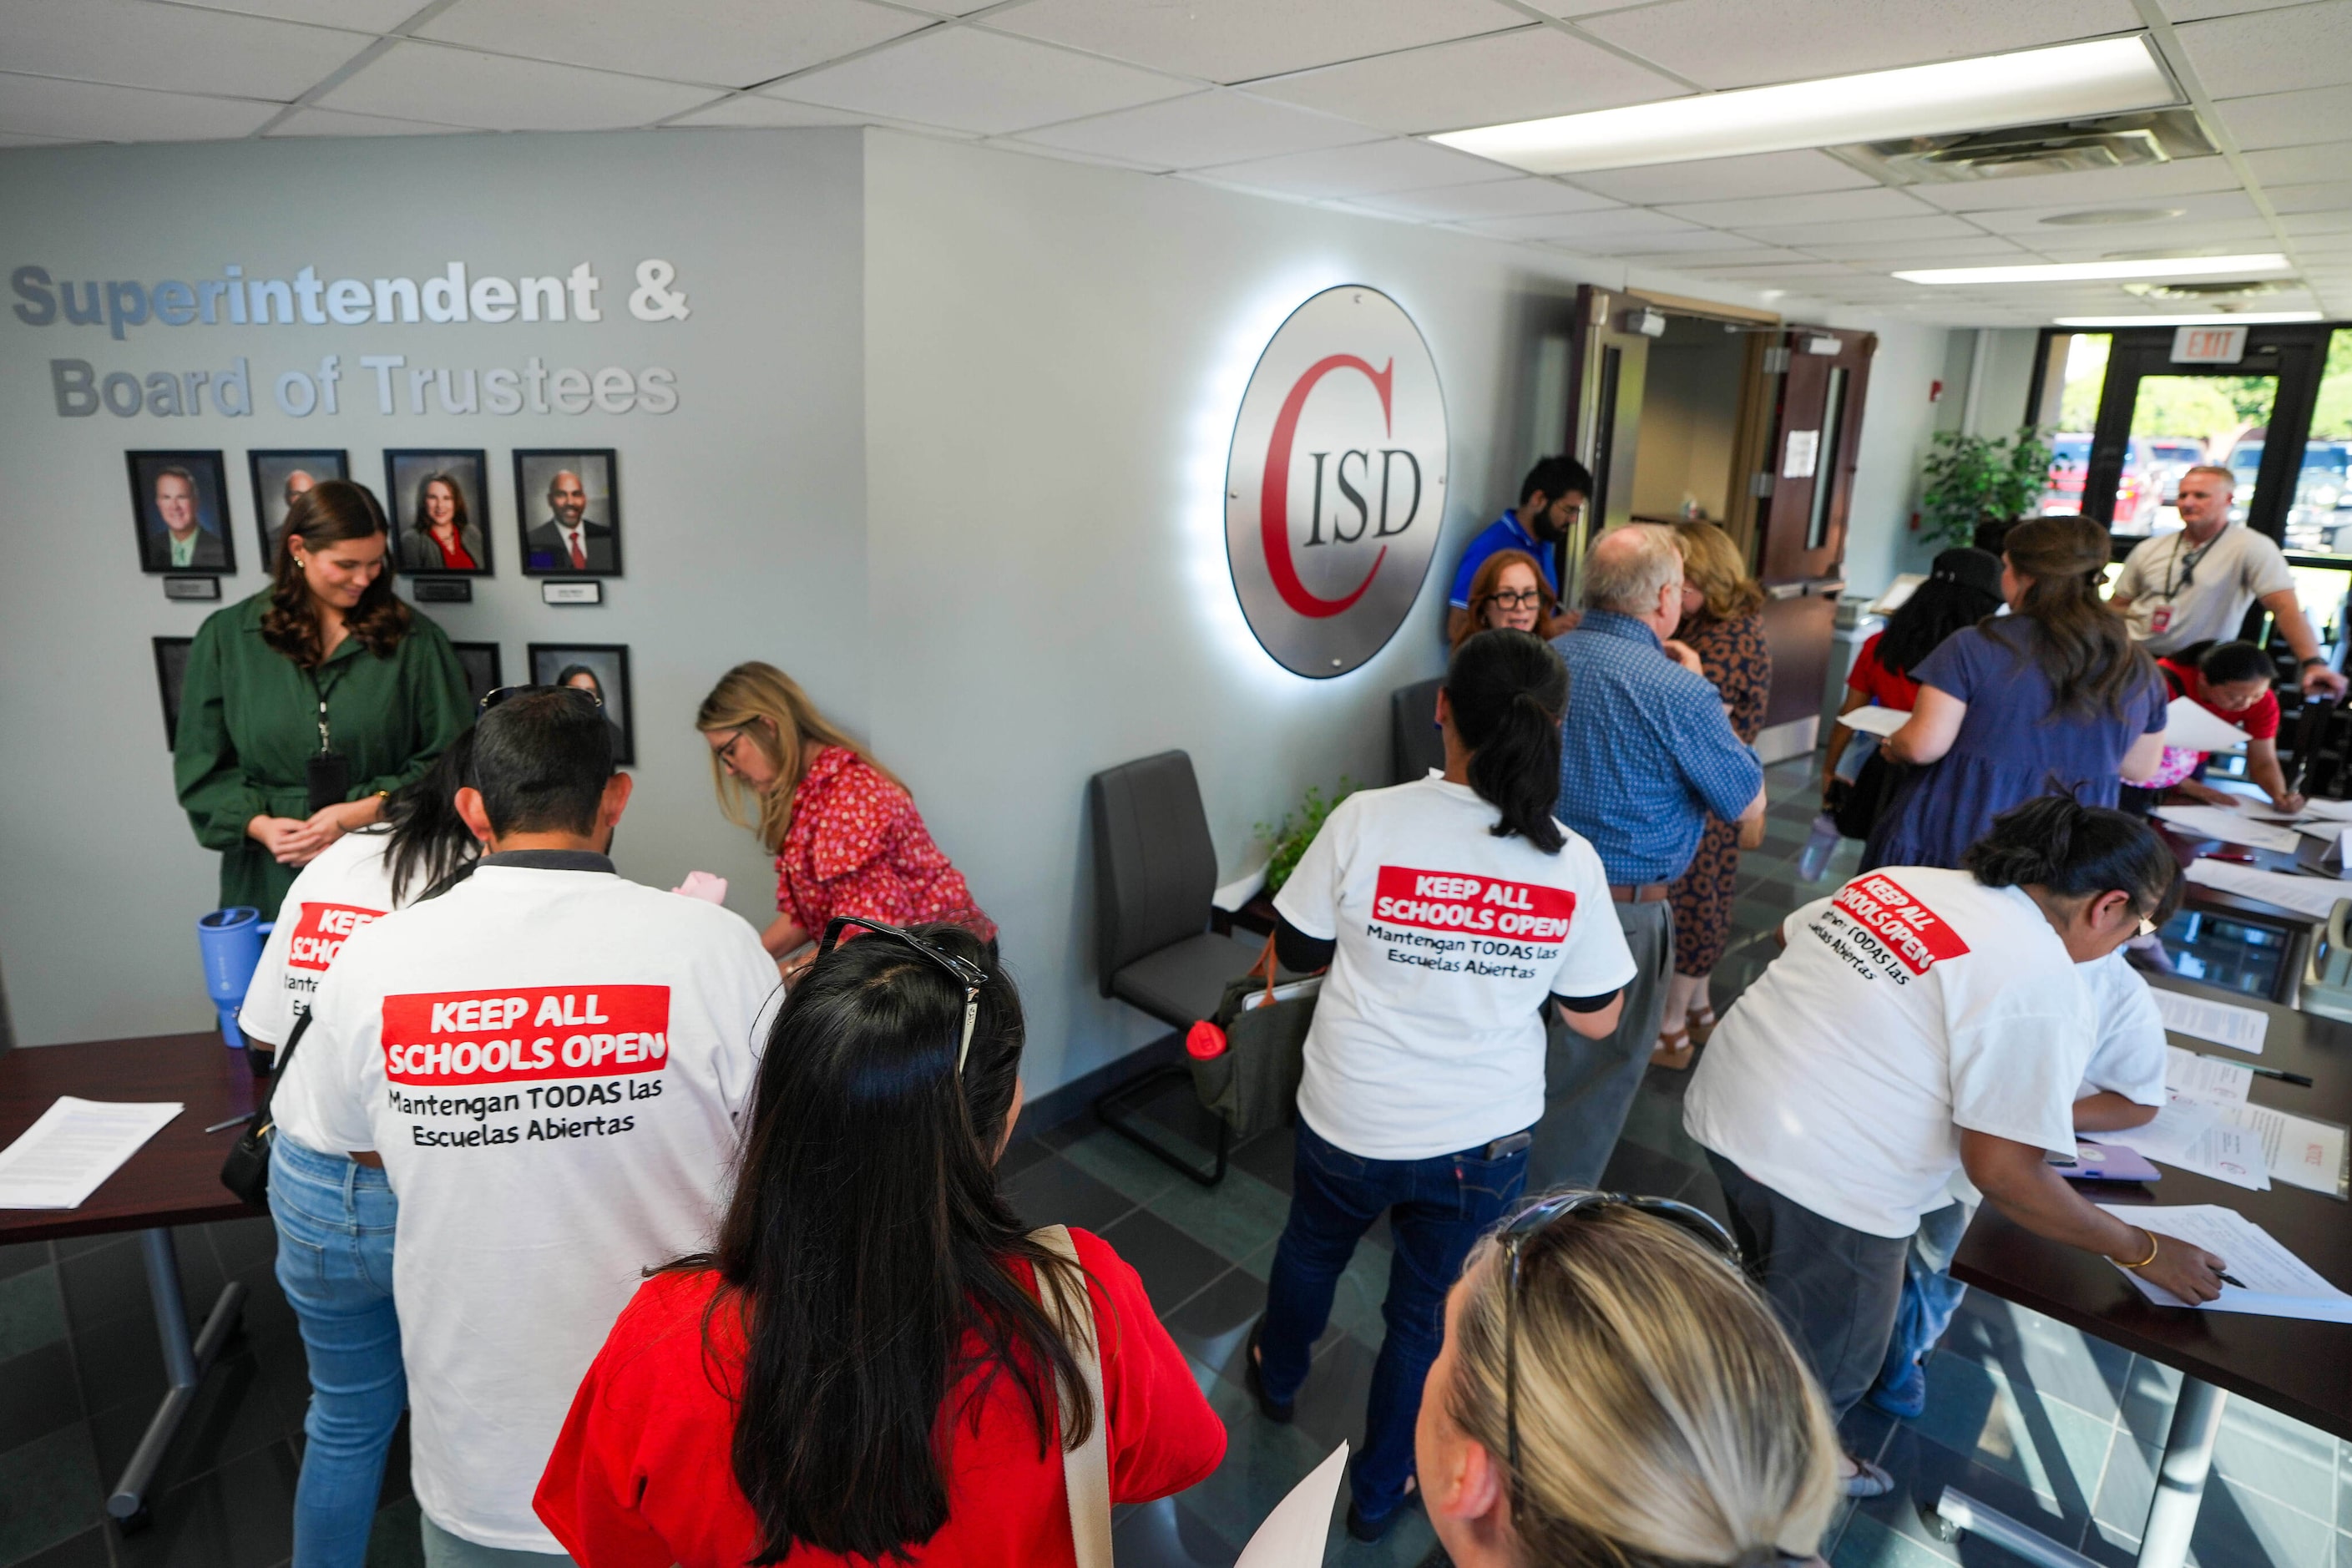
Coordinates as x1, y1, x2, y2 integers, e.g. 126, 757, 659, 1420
1918, 426, 2054, 554
1257, 778, 1357, 898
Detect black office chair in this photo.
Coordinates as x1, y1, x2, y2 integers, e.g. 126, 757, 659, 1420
1391, 676, 1445, 785
1089, 751, 1267, 1185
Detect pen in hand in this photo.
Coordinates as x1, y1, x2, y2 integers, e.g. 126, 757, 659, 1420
2218, 1272, 2248, 1289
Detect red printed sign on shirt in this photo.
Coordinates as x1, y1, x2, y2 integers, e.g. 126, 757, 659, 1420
1830, 875, 1970, 976
380, 984, 670, 1087
1371, 866, 1576, 941
286, 902, 387, 972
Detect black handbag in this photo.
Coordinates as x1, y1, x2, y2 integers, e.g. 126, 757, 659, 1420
220, 1012, 309, 1206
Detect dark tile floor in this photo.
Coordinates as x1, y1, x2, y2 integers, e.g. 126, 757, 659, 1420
5, 756, 2348, 1568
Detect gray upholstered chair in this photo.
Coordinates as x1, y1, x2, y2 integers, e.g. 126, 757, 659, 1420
1390, 676, 1445, 786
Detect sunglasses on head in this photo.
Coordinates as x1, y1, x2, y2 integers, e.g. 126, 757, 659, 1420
477, 683, 602, 715
1495, 1192, 1741, 1519
816, 916, 987, 1072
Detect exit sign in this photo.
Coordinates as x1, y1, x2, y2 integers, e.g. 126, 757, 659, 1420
2172, 325, 2248, 364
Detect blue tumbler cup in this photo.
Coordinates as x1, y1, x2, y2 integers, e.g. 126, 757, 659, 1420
196, 907, 266, 1052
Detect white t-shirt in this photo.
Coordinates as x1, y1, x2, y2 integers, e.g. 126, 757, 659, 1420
1683, 867, 2093, 1238
1273, 773, 1635, 1161
2112, 523, 2295, 655
2078, 952, 2167, 1108
240, 829, 396, 1052
301, 859, 781, 1551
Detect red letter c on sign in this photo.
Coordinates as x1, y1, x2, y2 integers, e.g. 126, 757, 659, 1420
1261, 354, 1393, 618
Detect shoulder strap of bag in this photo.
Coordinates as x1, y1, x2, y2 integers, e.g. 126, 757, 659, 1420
1029, 1223, 1113, 1568
1256, 932, 1279, 1007
255, 1010, 313, 1128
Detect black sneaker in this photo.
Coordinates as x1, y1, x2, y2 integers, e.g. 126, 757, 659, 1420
1242, 1318, 1292, 1424
1347, 1500, 1403, 1543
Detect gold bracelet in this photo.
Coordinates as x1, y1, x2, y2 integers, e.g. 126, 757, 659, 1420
2115, 1228, 2159, 1270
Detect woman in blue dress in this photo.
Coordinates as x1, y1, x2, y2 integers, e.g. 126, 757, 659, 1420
1868, 515, 2167, 870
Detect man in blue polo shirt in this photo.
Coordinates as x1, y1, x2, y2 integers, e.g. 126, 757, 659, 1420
1539, 523, 1763, 1186
1445, 455, 1591, 643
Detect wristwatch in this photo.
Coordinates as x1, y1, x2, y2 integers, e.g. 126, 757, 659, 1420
2302, 657, 2329, 670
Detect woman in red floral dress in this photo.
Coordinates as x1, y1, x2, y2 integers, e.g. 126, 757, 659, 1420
698, 662, 995, 974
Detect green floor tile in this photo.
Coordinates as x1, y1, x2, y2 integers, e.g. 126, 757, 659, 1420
0, 1428, 103, 1564
1830, 1510, 1955, 1567
0, 1267, 65, 1362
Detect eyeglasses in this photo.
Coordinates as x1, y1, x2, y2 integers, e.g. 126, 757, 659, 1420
1486, 589, 1544, 610
816, 916, 987, 1072
713, 731, 755, 772
1496, 1192, 1741, 1519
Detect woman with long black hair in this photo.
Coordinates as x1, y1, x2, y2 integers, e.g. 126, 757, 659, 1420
1247, 628, 1636, 1542
534, 922, 1224, 1566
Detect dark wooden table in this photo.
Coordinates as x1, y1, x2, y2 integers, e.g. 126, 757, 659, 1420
0, 1034, 263, 1525
1947, 970, 2352, 1568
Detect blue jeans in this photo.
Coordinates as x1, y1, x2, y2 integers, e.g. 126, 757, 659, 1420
1871, 1200, 1971, 1400
271, 1136, 407, 1568
1258, 1119, 1530, 1520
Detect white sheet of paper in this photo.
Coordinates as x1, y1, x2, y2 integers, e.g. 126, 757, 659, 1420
2153, 807, 2303, 852
2162, 696, 2251, 753
0, 1098, 182, 1210
2301, 797, 2352, 822
2183, 859, 2352, 919
2261, 1113, 2349, 1197
2164, 1045, 2253, 1106
2151, 989, 2269, 1055
2112, 1098, 2219, 1165
1235, 1441, 1348, 1568
2197, 1126, 2273, 1190
1834, 705, 1909, 739
2097, 1203, 2352, 1319
2112, 1098, 2269, 1187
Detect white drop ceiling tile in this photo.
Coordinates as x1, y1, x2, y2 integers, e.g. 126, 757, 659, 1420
2265, 179, 2352, 215
2244, 142, 2352, 188
1964, 191, 2263, 234
0, 72, 281, 140
1795, 234, 2030, 260
1245, 24, 1680, 134
1660, 186, 1939, 229
265, 106, 473, 136
2020, 219, 2280, 255
1568, 150, 1874, 205
1579, 0, 2142, 91
1733, 213, 1990, 246
2177, 2, 2352, 100
1567, 234, 1768, 257
1196, 136, 1520, 197
2158, 0, 2314, 16
317, 41, 722, 129
986, 0, 1525, 85
1014, 89, 1375, 169
1677, 260, 1865, 279
1462, 206, 1702, 241
0, 0, 372, 102
180, 0, 426, 27
2218, 86, 2352, 150
1908, 159, 2244, 213
416, 0, 930, 89
1343, 176, 1621, 221
665, 95, 872, 129
2284, 210, 2352, 235
766, 25, 1193, 134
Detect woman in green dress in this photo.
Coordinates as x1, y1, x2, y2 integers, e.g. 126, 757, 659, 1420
175, 479, 473, 919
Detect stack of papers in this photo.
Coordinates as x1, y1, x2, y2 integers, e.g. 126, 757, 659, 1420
2117, 1060, 2351, 1196
2112, 1099, 2269, 1190
0, 1099, 182, 1209
1834, 706, 1909, 739
2165, 1045, 2253, 1105
2152, 989, 2269, 1055
2153, 805, 2304, 852
2097, 1203, 2352, 1320
2184, 860, 2352, 920
2162, 696, 2252, 753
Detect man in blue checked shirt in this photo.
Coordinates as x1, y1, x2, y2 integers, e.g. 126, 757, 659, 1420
1538, 524, 1763, 1187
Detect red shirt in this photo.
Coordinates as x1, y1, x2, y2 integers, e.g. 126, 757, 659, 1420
2157, 656, 2279, 741
776, 746, 997, 943
428, 529, 477, 570
1847, 631, 1922, 710
534, 1229, 1225, 1568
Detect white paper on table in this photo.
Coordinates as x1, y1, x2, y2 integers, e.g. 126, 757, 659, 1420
2096, 1202, 2352, 1319
2150, 989, 2269, 1055
2111, 1098, 2219, 1166
2164, 1045, 2253, 1106
1234, 1441, 1348, 1568
2183, 859, 2352, 919
2301, 797, 2352, 822
2195, 1126, 2272, 1190
2209, 1103, 2351, 1196
0, 1098, 182, 1210
2152, 806, 2303, 852
2162, 696, 2252, 753
1833, 705, 1909, 739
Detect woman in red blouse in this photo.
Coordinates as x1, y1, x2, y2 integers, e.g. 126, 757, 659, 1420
698, 662, 996, 969
534, 923, 1226, 1568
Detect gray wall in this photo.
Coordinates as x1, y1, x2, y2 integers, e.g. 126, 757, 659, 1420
0, 130, 867, 1044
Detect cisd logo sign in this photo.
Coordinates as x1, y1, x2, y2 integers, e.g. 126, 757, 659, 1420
1225, 286, 1448, 678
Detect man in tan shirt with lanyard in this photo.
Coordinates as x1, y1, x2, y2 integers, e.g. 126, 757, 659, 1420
2110, 465, 2349, 700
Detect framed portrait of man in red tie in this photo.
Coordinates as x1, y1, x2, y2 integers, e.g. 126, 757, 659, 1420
385, 448, 492, 576
516, 449, 621, 577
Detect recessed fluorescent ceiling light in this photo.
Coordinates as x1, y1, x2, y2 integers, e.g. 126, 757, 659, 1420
1895, 254, 2290, 285
2054, 311, 2319, 326
1429, 36, 2174, 175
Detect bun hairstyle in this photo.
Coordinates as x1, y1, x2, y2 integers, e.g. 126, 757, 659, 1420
1446, 629, 1570, 855
1964, 795, 2183, 926
1991, 514, 2152, 717
260, 478, 409, 666
1444, 1202, 1842, 1566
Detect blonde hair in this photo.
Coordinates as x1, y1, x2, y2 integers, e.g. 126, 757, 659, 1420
696, 662, 899, 854
1672, 519, 1766, 621
1444, 1202, 1841, 1565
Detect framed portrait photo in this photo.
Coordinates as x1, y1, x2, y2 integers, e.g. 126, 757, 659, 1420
386, 449, 492, 576
128, 451, 233, 575
529, 642, 634, 765
449, 642, 503, 711
514, 449, 620, 577
154, 635, 194, 748
248, 448, 348, 564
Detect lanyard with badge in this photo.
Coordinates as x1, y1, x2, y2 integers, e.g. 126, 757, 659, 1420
2146, 531, 2217, 637
304, 660, 352, 814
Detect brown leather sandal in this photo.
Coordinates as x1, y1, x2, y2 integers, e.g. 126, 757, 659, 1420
1687, 999, 1720, 1044
1651, 1026, 1694, 1070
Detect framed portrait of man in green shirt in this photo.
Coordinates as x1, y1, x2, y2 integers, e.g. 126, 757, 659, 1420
127, 449, 233, 575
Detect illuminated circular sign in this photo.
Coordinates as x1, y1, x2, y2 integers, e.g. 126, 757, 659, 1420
1224, 285, 1449, 678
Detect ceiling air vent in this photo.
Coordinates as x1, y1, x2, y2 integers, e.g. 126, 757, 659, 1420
1832, 108, 2216, 185
2121, 279, 2284, 302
